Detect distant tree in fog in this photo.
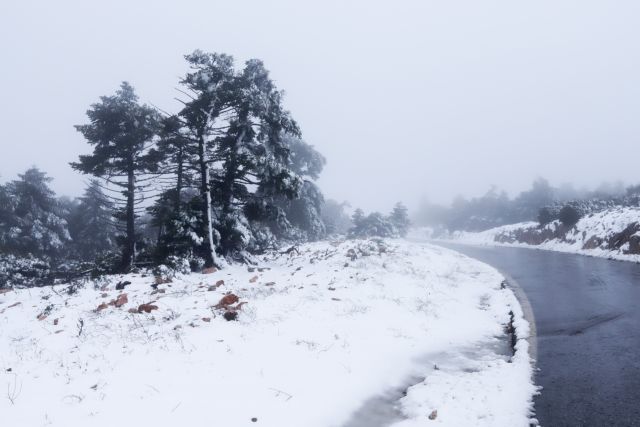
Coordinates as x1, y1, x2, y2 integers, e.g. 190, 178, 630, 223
67, 180, 117, 260
389, 202, 410, 237
0, 182, 16, 249
321, 199, 352, 235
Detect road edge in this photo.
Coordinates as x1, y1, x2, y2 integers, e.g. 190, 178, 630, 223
419, 239, 539, 362
498, 268, 538, 363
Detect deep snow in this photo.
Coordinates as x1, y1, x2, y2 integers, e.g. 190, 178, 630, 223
0, 239, 536, 426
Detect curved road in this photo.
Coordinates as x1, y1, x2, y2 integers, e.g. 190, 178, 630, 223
433, 242, 640, 427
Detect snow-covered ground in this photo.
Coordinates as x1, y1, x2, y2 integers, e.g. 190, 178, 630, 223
0, 239, 536, 427
413, 206, 640, 263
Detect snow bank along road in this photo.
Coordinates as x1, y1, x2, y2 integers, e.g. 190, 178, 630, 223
0, 240, 535, 426
435, 242, 640, 427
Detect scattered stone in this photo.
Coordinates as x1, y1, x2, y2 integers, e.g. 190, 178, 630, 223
115, 281, 131, 290
216, 294, 239, 308
215, 279, 225, 287
328, 287, 336, 291
113, 293, 128, 308
128, 308, 138, 314
251, 418, 258, 422
137, 303, 159, 313
53, 318, 59, 326
95, 302, 109, 312
7, 302, 21, 309
223, 310, 238, 321
37, 313, 47, 321
247, 267, 256, 273
428, 410, 438, 420
154, 276, 172, 285
331, 297, 341, 301
101, 293, 109, 298
249, 275, 259, 283
202, 317, 211, 322
264, 282, 276, 286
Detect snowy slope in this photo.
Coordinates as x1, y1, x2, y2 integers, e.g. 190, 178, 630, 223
0, 239, 536, 427
440, 207, 640, 262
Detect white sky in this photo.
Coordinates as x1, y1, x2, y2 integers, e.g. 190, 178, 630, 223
1, 0, 639, 211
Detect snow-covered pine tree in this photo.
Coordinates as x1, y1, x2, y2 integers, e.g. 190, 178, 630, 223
155, 115, 197, 217
4, 168, 70, 258
176, 51, 236, 268
211, 59, 302, 255
148, 115, 203, 263
389, 202, 410, 237
259, 135, 327, 242
148, 187, 203, 265
348, 208, 397, 239
72, 82, 160, 271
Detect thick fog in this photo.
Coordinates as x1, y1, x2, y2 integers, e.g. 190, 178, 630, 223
1, 0, 639, 211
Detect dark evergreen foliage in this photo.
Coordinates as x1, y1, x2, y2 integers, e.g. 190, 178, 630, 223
537, 206, 560, 226
558, 205, 582, 227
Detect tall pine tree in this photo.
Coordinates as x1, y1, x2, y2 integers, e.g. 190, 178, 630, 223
213, 59, 301, 254
176, 51, 235, 268
72, 82, 160, 271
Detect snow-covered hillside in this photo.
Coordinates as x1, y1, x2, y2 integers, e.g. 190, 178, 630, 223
0, 239, 536, 427
436, 206, 640, 262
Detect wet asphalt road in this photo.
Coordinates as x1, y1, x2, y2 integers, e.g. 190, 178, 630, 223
433, 243, 640, 427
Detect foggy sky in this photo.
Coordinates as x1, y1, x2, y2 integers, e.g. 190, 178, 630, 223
1, 0, 639, 212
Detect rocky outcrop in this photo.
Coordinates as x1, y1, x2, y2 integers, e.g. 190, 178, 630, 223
494, 222, 569, 246
607, 222, 640, 254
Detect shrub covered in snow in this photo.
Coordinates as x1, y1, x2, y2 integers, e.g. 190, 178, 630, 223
558, 205, 582, 227
0, 255, 53, 288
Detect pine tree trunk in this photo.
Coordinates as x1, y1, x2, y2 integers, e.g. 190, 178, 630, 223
121, 163, 136, 271
198, 135, 217, 268
219, 128, 245, 254
175, 146, 183, 216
